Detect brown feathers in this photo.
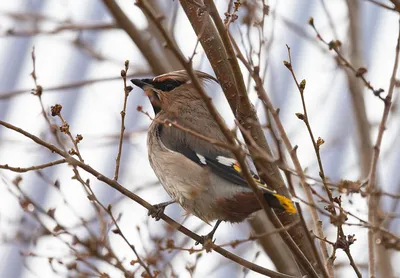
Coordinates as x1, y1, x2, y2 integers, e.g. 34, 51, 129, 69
216, 193, 261, 223
154, 70, 218, 84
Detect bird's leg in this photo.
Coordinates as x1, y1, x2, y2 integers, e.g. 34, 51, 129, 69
195, 220, 222, 245
148, 200, 175, 220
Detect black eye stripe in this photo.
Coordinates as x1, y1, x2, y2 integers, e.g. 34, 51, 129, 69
153, 79, 185, 91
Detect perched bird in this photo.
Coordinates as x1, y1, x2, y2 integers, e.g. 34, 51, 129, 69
131, 70, 296, 242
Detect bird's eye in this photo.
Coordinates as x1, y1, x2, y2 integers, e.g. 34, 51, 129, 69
164, 83, 175, 91
155, 79, 184, 91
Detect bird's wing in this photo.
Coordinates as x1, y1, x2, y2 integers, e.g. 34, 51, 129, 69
157, 122, 296, 213
157, 121, 255, 188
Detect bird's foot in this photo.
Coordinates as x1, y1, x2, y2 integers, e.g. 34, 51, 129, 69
148, 201, 175, 221
195, 231, 216, 246
195, 220, 222, 246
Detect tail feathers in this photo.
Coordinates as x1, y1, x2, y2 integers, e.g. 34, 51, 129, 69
263, 191, 296, 214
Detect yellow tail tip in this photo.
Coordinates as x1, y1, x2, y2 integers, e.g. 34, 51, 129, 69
273, 194, 297, 214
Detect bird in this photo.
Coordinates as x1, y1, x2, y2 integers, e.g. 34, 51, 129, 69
131, 70, 296, 243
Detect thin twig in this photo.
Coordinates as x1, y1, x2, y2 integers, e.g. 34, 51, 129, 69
219, 221, 300, 248
362, 0, 397, 11
296, 203, 328, 278
30, 47, 68, 152
284, 44, 362, 278
108, 206, 154, 277
75, 166, 154, 277
30, 47, 53, 130
0, 72, 147, 100
309, 18, 386, 101
183, 1, 320, 274
3, 22, 118, 37
55, 111, 84, 162
230, 33, 327, 278
366, 19, 400, 278
138, 108, 235, 151
136, 2, 318, 276
0, 159, 67, 173
284, 44, 334, 204
344, 0, 374, 177
4, 176, 128, 276
319, 0, 339, 40
102, 0, 169, 74
114, 60, 132, 181
0, 119, 296, 278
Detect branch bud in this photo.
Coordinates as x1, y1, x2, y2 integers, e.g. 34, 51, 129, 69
51, 104, 62, 116
317, 137, 325, 148
300, 79, 306, 91
283, 60, 292, 69
295, 113, 305, 120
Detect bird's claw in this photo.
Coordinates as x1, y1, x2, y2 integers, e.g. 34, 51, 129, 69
148, 201, 174, 221
148, 204, 167, 221
195, 220, 222, 246
195, 233, 216, 246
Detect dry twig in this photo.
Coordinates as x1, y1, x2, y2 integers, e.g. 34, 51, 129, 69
0, 119, 295, 278
366, 19, 400, 278
114, 60, 132, 181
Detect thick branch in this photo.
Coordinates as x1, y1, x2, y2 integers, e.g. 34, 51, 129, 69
346, 2, 394, 277
178, 0, 320, 275
0, 119, 295, 278
366, 19, 400, 278
102, 0, 168, 74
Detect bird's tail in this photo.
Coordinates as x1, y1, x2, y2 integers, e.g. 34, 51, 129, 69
263, 191, 297, 214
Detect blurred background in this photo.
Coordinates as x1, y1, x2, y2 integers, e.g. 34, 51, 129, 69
0, 0, 399, 277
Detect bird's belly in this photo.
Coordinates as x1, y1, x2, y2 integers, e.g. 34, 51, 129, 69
153, 170, 218, 222
149, 151, 260, 223
149, 150, 214, 220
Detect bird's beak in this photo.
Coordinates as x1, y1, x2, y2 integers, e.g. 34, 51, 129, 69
131, 78, 154, 89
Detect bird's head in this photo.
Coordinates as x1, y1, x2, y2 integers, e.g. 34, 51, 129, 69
131, 70, 218, 115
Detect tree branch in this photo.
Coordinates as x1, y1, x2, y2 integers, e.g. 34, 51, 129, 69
366, 19, 400, 278
0, 119, 295, 278
102, 0, 169, 74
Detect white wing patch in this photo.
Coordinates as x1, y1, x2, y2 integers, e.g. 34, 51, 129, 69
196, 153, 207, 165
215, 155, 278, 193
216, 156, 237, 166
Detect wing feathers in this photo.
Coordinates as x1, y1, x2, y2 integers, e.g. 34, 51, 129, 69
156, 123, 296, 214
